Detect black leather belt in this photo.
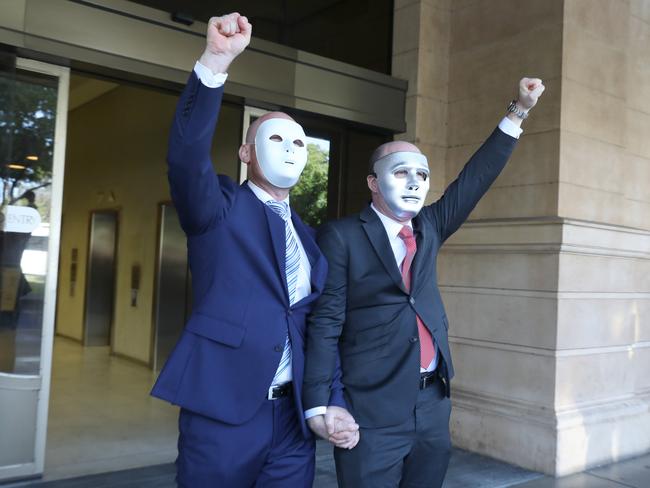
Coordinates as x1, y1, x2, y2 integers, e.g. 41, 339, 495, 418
267, 382, 293, 400
420, 370, 440, 390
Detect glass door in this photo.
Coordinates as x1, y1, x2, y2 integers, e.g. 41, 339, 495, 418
0, 57, 69, 482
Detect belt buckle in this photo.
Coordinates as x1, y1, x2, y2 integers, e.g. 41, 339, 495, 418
267, 382, 290, 400
420, 371, 436, 390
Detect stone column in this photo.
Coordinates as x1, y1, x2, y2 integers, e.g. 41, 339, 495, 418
441, 0, 564, 475
552, 0, 650, 475
391, 0, 450, 200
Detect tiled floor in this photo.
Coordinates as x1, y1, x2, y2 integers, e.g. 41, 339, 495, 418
4, 337, 649, 487
43, 337, 178, 480
7, 451, 650, 487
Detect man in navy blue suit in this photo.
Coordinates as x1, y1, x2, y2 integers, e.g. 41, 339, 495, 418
303, 78, 545, 487
151, 13, 358, 487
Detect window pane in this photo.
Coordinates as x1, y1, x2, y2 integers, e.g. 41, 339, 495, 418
0, 69, 58, 374
290, 136, 329, 228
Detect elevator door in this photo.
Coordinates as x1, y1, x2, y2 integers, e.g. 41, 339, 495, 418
152, 203, 189, 371
83, 211, 117, 346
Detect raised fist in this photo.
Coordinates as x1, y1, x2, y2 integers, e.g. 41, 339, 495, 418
206, 13, 252, 58
517, 78, 545, 111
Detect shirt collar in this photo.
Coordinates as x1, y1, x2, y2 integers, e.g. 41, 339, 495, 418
248, 180, 291, 215
370, 203, 412, 239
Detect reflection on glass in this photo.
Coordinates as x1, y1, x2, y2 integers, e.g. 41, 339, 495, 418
290, 136, 329, 227
0, 70, 57, 374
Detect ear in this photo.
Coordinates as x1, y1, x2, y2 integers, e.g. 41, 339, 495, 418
239, 144, 252, 165
367, 174, 379, 193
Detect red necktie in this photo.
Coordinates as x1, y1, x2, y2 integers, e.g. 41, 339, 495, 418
398, 226, 436, 369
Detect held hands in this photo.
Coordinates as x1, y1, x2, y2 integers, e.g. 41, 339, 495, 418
307, 406, 360, 450
199, 13, 252, 75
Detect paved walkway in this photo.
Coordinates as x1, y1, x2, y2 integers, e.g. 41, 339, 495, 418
4, 445, 649, 487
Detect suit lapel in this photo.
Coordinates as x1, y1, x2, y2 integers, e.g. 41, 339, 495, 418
411, 214, 432, 295
242, 183, 289, 302
360, 206, 407, 293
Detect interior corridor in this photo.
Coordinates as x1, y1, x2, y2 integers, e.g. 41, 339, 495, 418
44, 337, 178, 481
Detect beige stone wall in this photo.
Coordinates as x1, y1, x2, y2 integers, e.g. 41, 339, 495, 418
394, 0, 650, 477
559, 0, 650, 230
392, 0, 451, 200
56, 79, 242, 363
440, 0, 566, 475
552, 0, 650, 474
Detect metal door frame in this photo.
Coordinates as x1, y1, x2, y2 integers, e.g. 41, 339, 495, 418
149, 201, 190, 371
0, 57, 69, 482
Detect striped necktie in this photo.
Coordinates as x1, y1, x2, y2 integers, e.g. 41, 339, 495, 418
266, 199, 301, 382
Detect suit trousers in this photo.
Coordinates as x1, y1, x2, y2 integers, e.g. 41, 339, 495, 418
176, 396, 315, 488
334, 381, 452, 488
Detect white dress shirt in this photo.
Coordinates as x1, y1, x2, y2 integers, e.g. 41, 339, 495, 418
247, 181, 312, 386
193, 60, 228, 87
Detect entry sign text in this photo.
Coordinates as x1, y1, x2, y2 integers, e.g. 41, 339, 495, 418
0, 205, 42, 233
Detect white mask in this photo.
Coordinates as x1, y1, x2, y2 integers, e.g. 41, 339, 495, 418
373, 151, 430, 220
254, 118, 308, 188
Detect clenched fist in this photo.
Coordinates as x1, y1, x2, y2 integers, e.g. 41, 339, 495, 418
517, 77, 545, 111
199, 13, 252, 75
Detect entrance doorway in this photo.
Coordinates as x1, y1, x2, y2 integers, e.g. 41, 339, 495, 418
1, 55, 392, 483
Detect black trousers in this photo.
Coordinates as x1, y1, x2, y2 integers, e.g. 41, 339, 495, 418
334, 382, 451, 488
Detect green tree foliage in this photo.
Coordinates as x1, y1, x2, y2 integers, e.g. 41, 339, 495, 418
291, 142, 329, 227
0, 73, 57, 217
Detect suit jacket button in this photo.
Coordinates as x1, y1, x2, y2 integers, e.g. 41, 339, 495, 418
274, 344, 283, 352
409, 336, 418, 343
409, 297, 415, 305
287, 310, 293, 316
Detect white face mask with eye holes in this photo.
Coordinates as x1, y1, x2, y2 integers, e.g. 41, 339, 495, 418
373, 151, 430, 220
254, 118, 308, 189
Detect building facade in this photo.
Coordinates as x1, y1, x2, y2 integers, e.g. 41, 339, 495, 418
0, 0, 648, 482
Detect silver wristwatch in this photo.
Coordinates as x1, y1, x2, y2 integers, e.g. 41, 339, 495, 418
507, 100, 528, 119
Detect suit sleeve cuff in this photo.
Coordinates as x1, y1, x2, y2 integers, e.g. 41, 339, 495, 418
304, 406, 327, 419
193, 61, 228, 88
498, 116, 523, 139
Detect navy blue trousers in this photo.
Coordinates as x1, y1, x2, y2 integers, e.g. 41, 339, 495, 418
176, 396, 315, 487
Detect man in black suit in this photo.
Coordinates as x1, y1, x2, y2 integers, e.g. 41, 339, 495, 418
303, 78, 545, 487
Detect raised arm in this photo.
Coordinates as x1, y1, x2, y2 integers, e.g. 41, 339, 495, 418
426, 78, 545, 242
167, 13, 252, 235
